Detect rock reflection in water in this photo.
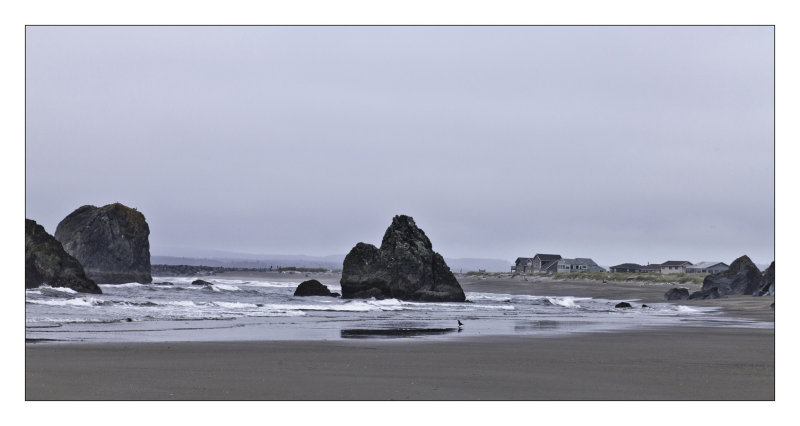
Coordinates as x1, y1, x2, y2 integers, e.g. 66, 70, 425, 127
341, 327, 459, 339
514, 320, 562, 332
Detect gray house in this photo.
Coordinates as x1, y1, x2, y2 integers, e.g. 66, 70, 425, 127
685, 261, 729, 274
512, 257, 534, 274
532, 254, 562, 272
556, 258, 606, 273
660, 261, 693, 274
610, 263, 644, 273
640, 263, 662, 273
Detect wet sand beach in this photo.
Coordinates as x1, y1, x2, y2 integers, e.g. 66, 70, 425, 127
25, 327, 774, 400
25, 274, 775, 400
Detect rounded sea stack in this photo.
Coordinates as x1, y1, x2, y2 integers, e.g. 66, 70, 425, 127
294, 279, 336, 297
55, 203, 152, 284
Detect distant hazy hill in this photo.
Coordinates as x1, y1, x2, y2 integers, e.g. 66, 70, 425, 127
151, 252, 512, 272
151, 255, 343, 270
442, 258, 513, 273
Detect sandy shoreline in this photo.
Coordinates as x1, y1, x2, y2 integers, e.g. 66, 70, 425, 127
26, 328, 774, 400
26, 273, 775, 400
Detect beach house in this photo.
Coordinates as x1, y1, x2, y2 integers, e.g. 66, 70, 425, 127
610, 263, 644, 273
660, 261, 693, 274
532, 254, 562, 272
512, 257, 534, 274
640, 263, 662, 273
685, 261, 729, 274
556, 258, 606, 273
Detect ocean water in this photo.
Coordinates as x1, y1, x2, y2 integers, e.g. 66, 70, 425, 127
25, 276, 773, 343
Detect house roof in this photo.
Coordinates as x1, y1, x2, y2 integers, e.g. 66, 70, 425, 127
534, 254, 562, 261
611, 263, 644, 269
688, 261, 728, 269
515, 257, 533, 265
661, 260, 693, 266
560, 258, 599, 265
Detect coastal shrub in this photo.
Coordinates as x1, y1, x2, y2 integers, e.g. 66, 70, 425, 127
551, 271, 707, 284
277, 267, 328, 273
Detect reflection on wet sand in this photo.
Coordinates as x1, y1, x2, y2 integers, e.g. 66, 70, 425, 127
341, 327, 460, 339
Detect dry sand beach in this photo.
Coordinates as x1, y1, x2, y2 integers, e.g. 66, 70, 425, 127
25, 273, 774, 400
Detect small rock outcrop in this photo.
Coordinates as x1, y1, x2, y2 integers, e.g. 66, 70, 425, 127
294, 279, 337, 297
700, 255, 762, 297
664, 287, 691, 301
756, 262, 775, 296
340, 215, 466, 302
614, 302, 633, 308
192, 279, 212, 286
25, 219, 101, 294
55, 203, 152, 284
689, 287, 721, 300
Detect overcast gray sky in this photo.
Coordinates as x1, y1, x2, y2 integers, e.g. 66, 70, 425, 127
25, 26, 774, 266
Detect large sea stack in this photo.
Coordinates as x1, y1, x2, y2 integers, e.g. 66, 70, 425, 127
700, 255, 762, 296
25, 219, 101, 294
757, 261, 775, 296
340, 215, 466, 302
55, 203, 152, 284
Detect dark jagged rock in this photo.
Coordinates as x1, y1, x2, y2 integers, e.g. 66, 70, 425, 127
55, 203, 152, 284
25, 219, 101, 294
294, 279, 337, 297
340, 215, 466, 302
664, 287, 691, 301
701, 255, 762, 297
689, 287, 721, 300
615, 302, 633, 308
756, 262, 775, 296
192, 279, 212, 286
341, 242, 392, 299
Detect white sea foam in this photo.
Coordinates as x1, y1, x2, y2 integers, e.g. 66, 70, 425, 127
26, 317, 106, 324
99, 283, 144, 288
162, 300, 198, 307
466, 292, 512, 302
239, 281, 301, 289
247, 310, 306, 317
26, 297, 101, 307
264, 300, 405, 312
212, 284, 241, 291
211, 279, 252, 285
400, 300, 514, 311
546, 297, 580, 308
38, 285, 79, 294
214, 301, 258, 309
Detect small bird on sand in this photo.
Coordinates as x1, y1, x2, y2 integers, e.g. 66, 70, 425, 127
457, 320, 464, 327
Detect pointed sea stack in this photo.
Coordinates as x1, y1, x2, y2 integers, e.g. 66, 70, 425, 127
340, 215, 466, 302
55, 203, 152, 284
25, 219, 101, 294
